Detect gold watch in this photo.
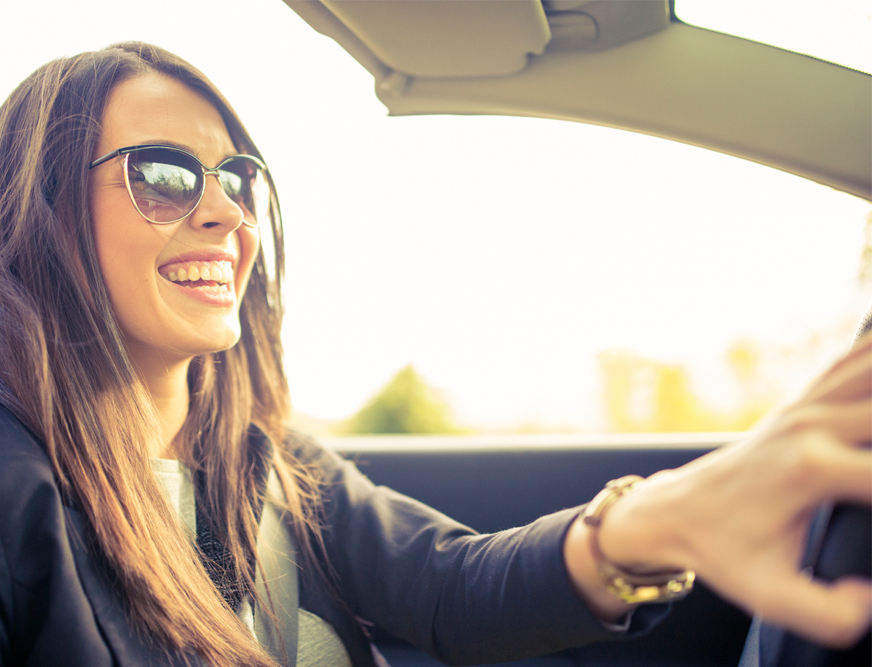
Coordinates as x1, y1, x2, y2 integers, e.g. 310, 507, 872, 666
582, 475, 695, 605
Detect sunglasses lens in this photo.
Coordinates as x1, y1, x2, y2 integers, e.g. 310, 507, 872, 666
218, 156, 270, 227
126, 148, 202, 223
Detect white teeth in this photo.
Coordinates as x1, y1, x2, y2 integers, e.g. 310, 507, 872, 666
165, 261, 233, 284
212, 262, 231, 283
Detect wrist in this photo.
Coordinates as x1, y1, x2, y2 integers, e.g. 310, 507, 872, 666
563, 515, 637, 621
583, 475, 695, 604
597, 469, 692, 573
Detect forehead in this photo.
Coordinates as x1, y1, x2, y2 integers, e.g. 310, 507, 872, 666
95, 72, 236, 164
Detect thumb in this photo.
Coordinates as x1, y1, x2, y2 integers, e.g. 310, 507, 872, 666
754, 574, 872, 649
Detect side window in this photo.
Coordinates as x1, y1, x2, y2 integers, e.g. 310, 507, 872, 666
282, 116, 872, 436
3, 1, 869, 437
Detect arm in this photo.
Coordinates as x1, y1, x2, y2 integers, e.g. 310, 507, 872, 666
305, 444, 668, 665
563, 332, 872, 648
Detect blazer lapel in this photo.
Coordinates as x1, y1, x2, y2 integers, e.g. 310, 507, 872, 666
65, 508, 204, 667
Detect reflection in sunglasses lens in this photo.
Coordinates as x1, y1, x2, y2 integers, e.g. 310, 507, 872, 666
219, 156, 268, 226
126, 148, 267, 225
129, 159, 200, 222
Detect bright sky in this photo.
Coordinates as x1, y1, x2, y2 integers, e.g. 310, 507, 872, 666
2, 0, 870, 431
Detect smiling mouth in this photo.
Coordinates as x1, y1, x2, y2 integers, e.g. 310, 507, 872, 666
160, 260, 234, 290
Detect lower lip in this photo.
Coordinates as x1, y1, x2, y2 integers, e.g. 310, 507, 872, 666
163, 279, 236, 306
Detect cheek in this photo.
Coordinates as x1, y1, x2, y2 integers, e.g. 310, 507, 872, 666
92, 196, 132, 297
235, 227, 262, 297
90, 193, 168, 321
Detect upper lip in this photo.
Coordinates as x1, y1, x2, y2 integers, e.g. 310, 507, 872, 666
157, 249, 238, 270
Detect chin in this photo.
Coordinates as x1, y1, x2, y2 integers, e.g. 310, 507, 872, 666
203, 333, 243, 355
186, 324, 243, 356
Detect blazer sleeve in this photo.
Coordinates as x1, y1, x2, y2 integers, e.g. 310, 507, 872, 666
298, 437, 668, 666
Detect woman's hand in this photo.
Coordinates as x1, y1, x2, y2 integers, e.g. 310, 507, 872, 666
564, 332, 872, 647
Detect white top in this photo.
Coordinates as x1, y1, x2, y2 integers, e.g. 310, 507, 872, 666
151, 459, 351, 667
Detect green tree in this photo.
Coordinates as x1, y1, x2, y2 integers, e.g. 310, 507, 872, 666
345, 365, 460, 434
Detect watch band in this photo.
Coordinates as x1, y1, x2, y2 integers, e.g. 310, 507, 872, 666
582, 475, 695, 605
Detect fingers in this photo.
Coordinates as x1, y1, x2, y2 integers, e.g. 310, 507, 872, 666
680, 334, 872, 651
785, 399, 872, 444
803, 335, 872, 404
753, 574, 872, 649
764, 424, 872, 506
741, 399, 872, 508
817, 444, 872, 505
718, 384, 871, 510
852, 329, 872, 353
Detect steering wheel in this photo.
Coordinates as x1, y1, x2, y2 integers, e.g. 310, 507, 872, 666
765, 303, 872, 667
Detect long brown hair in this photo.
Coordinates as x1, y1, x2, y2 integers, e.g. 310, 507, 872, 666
0, 42, 322, 666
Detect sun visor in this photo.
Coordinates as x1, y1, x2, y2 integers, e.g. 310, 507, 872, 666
286, 0, 551, 78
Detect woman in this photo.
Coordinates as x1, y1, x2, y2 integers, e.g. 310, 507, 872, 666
0, 42, 869, 667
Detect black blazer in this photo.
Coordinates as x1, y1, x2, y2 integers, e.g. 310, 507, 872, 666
0, 403, 201, 666
0, 403, 667, 666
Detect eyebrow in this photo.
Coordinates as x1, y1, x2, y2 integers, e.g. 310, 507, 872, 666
137, 140, 239, 164
137, 139, 197, 154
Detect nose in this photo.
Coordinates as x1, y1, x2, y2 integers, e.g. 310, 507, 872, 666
189, 172, 245, 232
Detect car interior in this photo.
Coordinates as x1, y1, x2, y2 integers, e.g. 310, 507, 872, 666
279, 1, 871, 666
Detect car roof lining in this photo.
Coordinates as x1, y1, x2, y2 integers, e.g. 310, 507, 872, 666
284, 0, 871, 201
